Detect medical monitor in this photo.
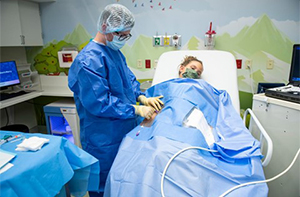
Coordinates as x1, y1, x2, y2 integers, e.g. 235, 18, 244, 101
0, 61, 21, 90
289, 44, 300, 85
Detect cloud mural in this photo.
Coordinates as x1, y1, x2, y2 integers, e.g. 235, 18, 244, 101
30, 0, 299, 109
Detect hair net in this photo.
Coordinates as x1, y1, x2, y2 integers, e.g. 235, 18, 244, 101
97, 4, 135, 34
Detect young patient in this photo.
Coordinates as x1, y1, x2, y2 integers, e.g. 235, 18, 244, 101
141, 56, 204, 126
178, 56, 203, 79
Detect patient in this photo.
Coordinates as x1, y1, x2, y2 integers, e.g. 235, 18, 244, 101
104, 56, 268, 197
178, 55, 204, 79
143, 55, 204, 126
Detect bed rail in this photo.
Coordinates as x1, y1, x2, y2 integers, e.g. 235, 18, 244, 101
243, 108, 273, 167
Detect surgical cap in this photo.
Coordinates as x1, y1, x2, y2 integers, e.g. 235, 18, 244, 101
97, 4, 135, 34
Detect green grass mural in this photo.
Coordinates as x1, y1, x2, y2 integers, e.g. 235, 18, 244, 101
27, 14, 295, 111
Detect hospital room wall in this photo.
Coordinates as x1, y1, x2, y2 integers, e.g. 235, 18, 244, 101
27, 0, 300, 110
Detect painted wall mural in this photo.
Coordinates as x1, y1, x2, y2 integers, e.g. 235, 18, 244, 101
27, 0, 299, 109
29, 25, 91, 75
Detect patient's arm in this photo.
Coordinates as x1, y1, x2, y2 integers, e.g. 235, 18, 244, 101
140, 111, 158, 127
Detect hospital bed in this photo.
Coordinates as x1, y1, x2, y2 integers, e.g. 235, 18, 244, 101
152, 50, 273, 167
105, 50, 273, 197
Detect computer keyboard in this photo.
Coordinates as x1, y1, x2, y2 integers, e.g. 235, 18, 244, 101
0, 91, 29, 101
271, 85, 300, 92
265, 85, 300, 104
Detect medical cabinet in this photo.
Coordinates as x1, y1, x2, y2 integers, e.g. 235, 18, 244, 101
252, 94, 299, 196
44, 98, 81, 147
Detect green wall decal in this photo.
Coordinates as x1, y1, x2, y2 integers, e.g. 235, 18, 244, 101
27, 14, 296, 111
30, 24, 92, 76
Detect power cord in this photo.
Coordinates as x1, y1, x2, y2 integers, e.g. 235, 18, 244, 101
160, 147, 300, 197
160, 146, 218, 197
248, 65, 255, 95
4, 108, 9, 126
219, 148, 300, 197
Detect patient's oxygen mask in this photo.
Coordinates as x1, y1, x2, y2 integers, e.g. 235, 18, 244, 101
182, 68, 200, 79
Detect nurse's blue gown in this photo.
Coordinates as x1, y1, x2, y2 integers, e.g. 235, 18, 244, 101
68, 41, 144, 191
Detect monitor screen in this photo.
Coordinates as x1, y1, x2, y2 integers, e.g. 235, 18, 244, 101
289, 44, 300, 83
0, 61, 21, 89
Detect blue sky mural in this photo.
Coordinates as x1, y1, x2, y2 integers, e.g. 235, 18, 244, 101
35, 0, 299, 109
40, 0, 299, 45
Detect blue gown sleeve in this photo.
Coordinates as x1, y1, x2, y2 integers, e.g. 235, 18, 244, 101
68, 55, 136, 120
128, 67, 145, 100
120, 54, 145, 101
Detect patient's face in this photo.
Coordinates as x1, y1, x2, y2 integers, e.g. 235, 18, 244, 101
179, 61, 203, 78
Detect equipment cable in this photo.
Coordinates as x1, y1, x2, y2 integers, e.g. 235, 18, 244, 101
160, 146, 218, 197
5, 108, 9, 126
161, 147, 300, 197
219, 148, 300, 197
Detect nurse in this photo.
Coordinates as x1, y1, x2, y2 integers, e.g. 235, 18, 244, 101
68, 4, 163, 196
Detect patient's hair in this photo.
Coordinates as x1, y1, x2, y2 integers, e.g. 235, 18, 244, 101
178, 56, 203, 75
181, 56, 202, 67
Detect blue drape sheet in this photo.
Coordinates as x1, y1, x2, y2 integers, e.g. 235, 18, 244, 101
0, 131, 100, 197
104, 78, 268, 197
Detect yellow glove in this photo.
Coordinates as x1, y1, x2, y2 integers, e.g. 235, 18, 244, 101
138, 95, 164, 111
133, 105, 155, 120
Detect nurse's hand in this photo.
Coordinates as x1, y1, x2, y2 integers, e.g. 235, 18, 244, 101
133, 105, 155, 120
138, 95, 164, 111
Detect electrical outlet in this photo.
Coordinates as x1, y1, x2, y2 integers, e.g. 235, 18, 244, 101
236, 59, 242, 69
267, 59, 274, 69
154, 60, 158, 69
145, 59, 151, 69
245, 59, 252, 69
137, 59, 142, 69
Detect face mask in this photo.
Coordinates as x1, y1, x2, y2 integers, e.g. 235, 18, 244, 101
182, 68, 200, 79
106, 35, 126, 51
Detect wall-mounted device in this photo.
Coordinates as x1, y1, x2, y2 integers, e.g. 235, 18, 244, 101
172, 34, 181, 48
15, 63, 41, 92
163, 33, 171, 46
204, 22, 216, 50
153, 35, 163, 46
153, 33, 181, 48
58, 47, 78, 68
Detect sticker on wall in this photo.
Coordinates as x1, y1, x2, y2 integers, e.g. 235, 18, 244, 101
34, 41, 72, 75
131, 0, 175, 11
32, 24, 92, 76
